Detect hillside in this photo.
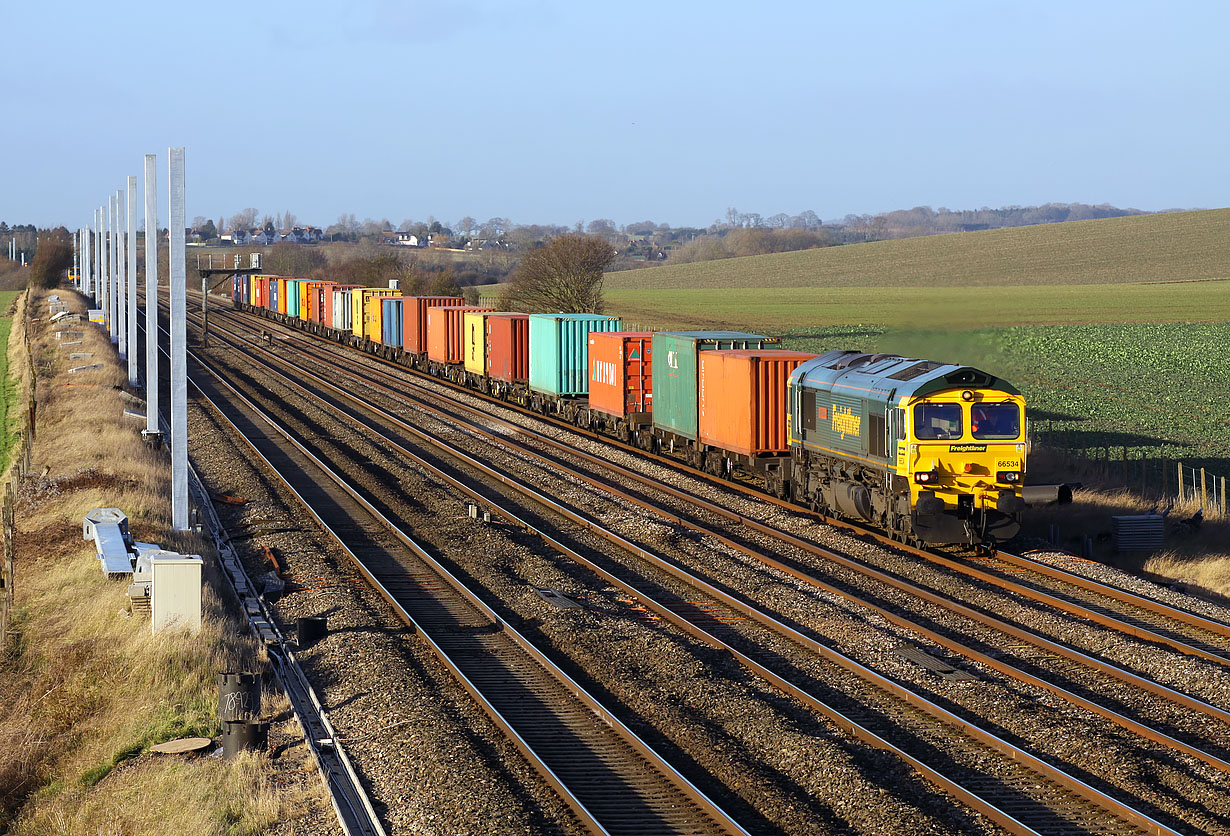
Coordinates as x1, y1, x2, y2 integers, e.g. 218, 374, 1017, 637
606, 209, 1230, 290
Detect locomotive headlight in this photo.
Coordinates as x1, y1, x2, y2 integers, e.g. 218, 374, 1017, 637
961, 390, 974, 401
997, 471, 1022, 484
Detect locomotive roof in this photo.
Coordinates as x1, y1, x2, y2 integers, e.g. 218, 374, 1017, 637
790, 349, 1021, 400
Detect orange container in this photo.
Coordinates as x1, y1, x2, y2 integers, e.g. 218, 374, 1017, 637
588, 331, 653, 419
427, 306, 494, 364
305, 282, 336, 322
698, 350, 816, 456
404, 296, 465, 354
486, 314, 530, 382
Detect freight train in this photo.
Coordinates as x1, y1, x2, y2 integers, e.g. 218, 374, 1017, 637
231, 274, 1033, 548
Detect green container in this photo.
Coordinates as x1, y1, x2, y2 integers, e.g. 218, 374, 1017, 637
651, 331, 780, 440
529, 314, 622, 396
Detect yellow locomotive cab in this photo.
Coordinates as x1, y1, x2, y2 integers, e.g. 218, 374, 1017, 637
901, 389, 1027, 540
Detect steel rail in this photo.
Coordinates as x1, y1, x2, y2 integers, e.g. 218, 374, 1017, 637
223, 301, 1230, 671
196, 311, 1185, 836
237, 313, 1230, 738
135, 304, 386, 836
160, 313, 750, 836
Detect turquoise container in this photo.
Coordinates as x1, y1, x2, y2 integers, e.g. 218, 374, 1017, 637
286, 281, 300, 319
528, 313, 622, 396
651, 331, 780, 441
381, 298, 404, 348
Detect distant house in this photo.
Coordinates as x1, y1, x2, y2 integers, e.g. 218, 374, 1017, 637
252, 229, 279, 245
306, 226, 324, 242
231, 229, 251, 245
282, 227, 310, 243
391, 232, 423, 247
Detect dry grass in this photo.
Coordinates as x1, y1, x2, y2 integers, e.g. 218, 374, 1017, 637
0, 288, 313, 834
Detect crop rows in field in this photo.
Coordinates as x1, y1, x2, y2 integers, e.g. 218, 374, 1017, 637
606, 209, 1230, 291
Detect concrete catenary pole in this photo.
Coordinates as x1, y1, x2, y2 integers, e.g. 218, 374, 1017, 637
107, 196, 117, 341
169, 147, 188, 531
144, 154, 159, 438
72, 229, 79, 289
117, 188, 128, 360
95, 207, 103, 306
127, 175, 138, 385
81, 224, 90, 297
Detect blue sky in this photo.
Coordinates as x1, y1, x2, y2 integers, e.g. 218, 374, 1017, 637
3, 0, 1227, 230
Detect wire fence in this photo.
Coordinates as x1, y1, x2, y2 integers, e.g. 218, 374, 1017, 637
1029, 421, 1226, 518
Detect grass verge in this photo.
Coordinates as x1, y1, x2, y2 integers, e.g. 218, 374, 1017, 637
0, 287, 322, 834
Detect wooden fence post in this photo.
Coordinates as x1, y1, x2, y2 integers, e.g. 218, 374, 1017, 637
1201, 468, 1208, 512
1177, 462, 1184, 504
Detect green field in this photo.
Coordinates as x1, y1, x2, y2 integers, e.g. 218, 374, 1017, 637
602, 212, 1230, 471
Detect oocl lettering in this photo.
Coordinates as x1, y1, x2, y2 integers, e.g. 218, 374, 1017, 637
592, 360, 617, 386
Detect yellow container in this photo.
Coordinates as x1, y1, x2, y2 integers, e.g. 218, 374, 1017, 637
463, 310, 489, 375
350, 288, 398, 341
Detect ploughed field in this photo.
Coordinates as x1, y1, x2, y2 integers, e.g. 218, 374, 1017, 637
603, 210, 1230, 469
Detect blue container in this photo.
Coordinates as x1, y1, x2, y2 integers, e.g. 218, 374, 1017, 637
269, 279, 279, 312
381, 298, 404, 348
528, 314, 622, 396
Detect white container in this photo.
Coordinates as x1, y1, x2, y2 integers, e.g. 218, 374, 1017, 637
149, 550, 204, 633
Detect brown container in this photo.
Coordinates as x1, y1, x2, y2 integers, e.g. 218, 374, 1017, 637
486, 314, 530, 382
404, 296, 465, 355
698, 350, 816, 457
427, 306, 494, 364
323, 284, 360, 329
588, 331, 653, 419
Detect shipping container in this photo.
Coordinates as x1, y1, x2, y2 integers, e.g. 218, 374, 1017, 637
325, 284, 360, 331
486, 314, 530, 383
588, 331, 653, 420
285, 279, 300, 318
402, 296, 465, 355
350, 287, 399, 340
381, 298, 404, 348
652, 331, 781, 441
232, 275, 242, 303
247, 275, 257, 306
698, 350, 816, 457
307, 282, 338, 323
462, 310, 522, 376
528, 314, 622, 397
254, 276, 270, 308
331, 289, 353, 332
268, 277, 279, 312
427, 306, 494, 364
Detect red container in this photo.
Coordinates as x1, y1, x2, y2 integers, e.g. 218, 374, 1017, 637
427, 306, 494, 364
588, 331, 653, 420
404, 296, 465, 355
698, 350, 816, 456
323, 284, 360, 330
306, 282, 336, 323
486, 314, 530, 382
253, 276, 269, 308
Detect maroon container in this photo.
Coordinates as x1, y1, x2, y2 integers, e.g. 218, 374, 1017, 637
486, 314, 530, 382
403, 296, 465, 355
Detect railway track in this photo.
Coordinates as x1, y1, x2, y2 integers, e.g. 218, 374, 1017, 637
222, 298, 1230, 674
146, 302, 751, 836
189, 299, 1224, 835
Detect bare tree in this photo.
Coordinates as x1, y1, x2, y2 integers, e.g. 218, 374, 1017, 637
457, 216, 476, 237
499, 234, 615, 313
284, 210, 298, 230
228, 208, 259, 231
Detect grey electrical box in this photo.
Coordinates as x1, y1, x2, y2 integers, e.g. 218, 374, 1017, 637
149, 550, 204, 633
